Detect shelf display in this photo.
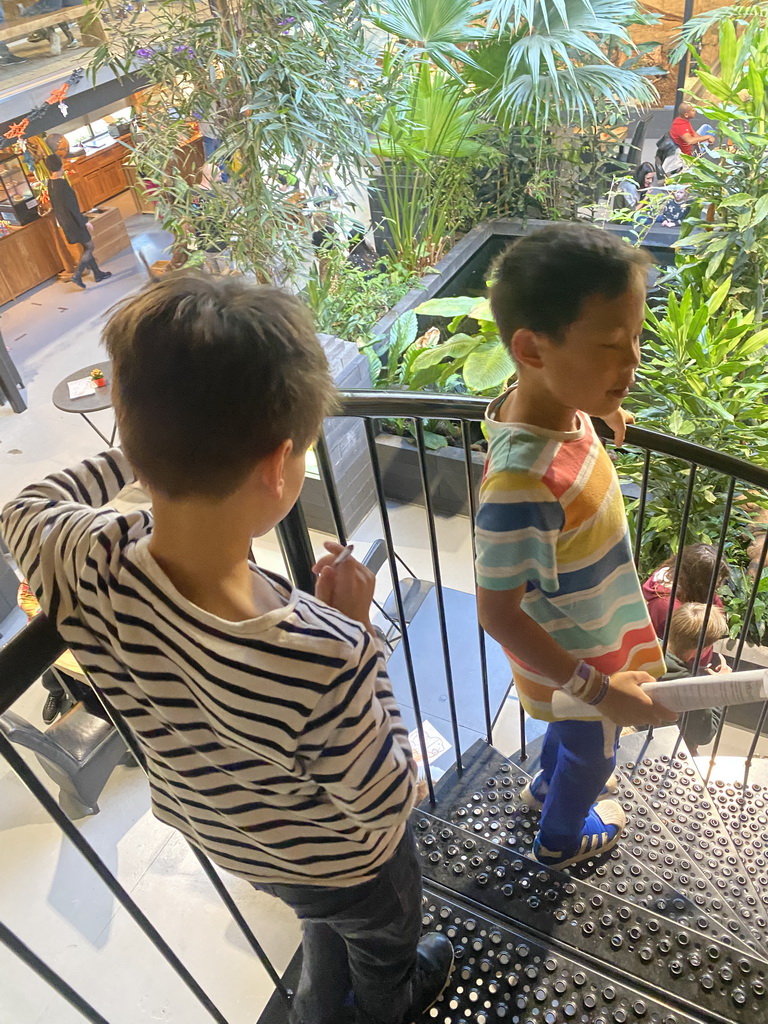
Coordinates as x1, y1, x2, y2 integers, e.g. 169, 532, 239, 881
0, 151, 39, 227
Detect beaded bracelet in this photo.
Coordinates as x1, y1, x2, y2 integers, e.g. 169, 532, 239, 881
586, 674, 611, 706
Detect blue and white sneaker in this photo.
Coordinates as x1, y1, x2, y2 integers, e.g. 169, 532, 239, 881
532, 800, 627, 869
520, 770, 619, 810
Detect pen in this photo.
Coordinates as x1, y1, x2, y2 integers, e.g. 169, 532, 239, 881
332, 544, 354, 566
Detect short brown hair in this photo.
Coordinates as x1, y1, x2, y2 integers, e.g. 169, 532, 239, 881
489, 224, 651, 347
105, 273, 335, 498
668, 603, 728, 660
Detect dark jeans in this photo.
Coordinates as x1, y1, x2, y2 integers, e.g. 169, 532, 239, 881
260, 825, 422, 1024
538, 719, 620, 849
73, 239, 101, 281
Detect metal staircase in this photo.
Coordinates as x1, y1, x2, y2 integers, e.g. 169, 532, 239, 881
403, 730, 768, 1024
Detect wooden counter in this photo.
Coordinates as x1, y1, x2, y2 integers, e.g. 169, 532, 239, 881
0, 217, 62, 306
65, 139, 131, 212
0, 206, 131, 305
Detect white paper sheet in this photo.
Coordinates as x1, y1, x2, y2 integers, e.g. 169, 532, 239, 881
642, 670, 768, 713
67, 377, 96, 400
409, 720, 452, 765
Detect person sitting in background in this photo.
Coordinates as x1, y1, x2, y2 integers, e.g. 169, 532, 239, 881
618, 162, 656, 209
670, 102, 715, 157
664, 603, 729, 755
642, 543, 730, 664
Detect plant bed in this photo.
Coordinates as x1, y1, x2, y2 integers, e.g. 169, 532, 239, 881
365, 218, 677, 516
375, 433, 484, 518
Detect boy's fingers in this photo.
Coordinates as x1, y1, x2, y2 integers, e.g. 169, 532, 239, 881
314, 565, 335, 600
323, 540, 346, 556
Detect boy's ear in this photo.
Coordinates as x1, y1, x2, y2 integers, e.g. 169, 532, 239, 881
256, 439, 294, 496
510, 328, 545, 370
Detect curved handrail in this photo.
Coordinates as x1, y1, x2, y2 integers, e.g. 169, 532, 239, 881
339, 390, 768, 491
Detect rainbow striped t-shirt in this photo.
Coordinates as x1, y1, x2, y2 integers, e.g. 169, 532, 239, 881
475, 395, 665, 722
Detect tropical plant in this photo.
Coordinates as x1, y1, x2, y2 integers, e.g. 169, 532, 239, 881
670, 20, 768, 320
90, 0, 378, 282
303, 248, 416, 348
407, 295, 515, 393
619, 280, 768, 637
372, 61, 500, 270
483, 0, 660, 126
669, 1, 768, 63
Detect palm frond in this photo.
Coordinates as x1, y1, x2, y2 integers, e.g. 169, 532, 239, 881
372, 0, 488, 76
494, 62, 657, 126
669, 3, 768, 65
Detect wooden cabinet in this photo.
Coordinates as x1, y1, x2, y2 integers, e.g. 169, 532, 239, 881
66, 140, 130, 212
0, 217, 64, 306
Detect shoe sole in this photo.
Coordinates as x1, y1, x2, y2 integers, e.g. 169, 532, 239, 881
520, 775, 620, 811
533, 827, 623, 870
409, 946, 455, 1023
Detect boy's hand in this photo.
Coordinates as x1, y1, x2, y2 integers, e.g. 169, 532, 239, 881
602, 407, 634, 447
313, 541, 375, 631
600, 671, 679, 727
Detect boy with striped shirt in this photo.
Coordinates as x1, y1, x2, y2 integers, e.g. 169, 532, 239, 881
475, 224, 677, 869
0, 275, 452, 1024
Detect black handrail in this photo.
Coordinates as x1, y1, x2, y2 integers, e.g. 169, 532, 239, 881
339, 390, 768, 490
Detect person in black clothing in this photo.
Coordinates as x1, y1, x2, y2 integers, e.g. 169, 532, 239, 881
44, 153, 112, 290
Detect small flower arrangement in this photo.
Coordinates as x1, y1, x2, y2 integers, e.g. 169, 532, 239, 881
90, 368, 106, 388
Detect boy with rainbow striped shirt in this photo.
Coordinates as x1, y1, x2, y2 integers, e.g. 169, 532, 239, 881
475, 224, 677, 869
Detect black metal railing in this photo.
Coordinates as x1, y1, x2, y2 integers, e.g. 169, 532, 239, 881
2, 389, 768, 1019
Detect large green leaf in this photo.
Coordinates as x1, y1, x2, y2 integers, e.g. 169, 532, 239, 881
462, 341, 516, 392
415, 296, 482, 316
387, 310, 419, 378
410, 333, 480, 371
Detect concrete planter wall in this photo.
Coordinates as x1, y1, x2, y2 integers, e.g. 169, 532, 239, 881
375, 434, 484, 518
300, 334, 377, 536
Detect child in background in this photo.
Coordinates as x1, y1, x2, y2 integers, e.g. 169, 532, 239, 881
643, 544, 730, 661
475, 223, 677, 870
664, 603, 729, 755
0, 274, 453, 1024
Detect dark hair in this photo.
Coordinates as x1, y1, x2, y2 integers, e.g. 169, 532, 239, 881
104, 273, 336, 499
44, 153, 63, 173
662, 544, 731, 604
489, 223, 651, 347
634, 162, 655, 190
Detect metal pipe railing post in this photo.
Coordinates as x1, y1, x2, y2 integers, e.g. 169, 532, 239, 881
275, 502, 316, 595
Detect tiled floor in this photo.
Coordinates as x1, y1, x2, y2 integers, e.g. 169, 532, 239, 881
1, 203, 767, 1023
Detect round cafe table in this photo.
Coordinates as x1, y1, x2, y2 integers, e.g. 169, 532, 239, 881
52, 360, 117, 447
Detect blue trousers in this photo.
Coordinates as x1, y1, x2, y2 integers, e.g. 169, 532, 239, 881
538, 719, 620, 849
259, 826, 422, 1024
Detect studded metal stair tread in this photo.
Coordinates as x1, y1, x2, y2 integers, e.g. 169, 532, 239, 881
703, 756, 768, 895
614, 731, 768, 954
423, 739, 765, 959
414, 811, 766, 1023
421, 889, 704, 1024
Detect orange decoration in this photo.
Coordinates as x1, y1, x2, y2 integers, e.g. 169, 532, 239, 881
46, 84, 70, 106
3, 119, 29, 140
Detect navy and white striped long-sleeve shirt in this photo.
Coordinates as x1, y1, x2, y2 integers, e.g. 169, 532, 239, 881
1, 451, 417, 886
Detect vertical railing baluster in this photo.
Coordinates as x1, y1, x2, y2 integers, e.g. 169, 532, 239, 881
0, 734, 232, 1024
363, 418, 435, 803
662, 464, 698, 652
0, 921, 112, 1024
708, 527, 768, 781
744, 701, 768, 782
414, 420, 462, 773
275, 503, 316, 594
691, 477, 735, 676
518, 700, 527, 762
314, 431, 347, 545
461, 420, 493, 744
633, 449, 651, 568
